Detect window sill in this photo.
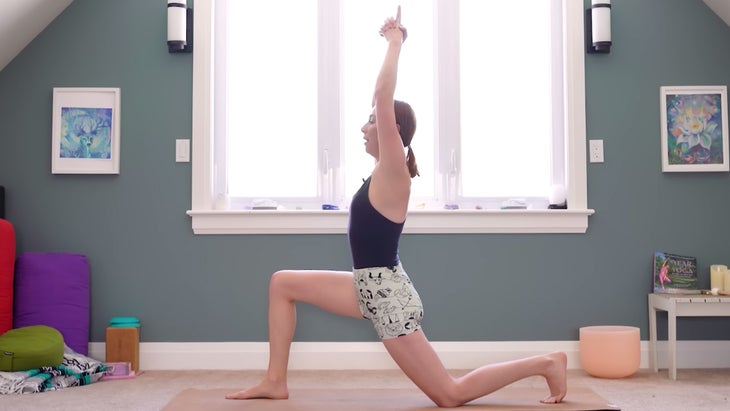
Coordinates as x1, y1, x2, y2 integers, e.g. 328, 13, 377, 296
186, 209, 595, 234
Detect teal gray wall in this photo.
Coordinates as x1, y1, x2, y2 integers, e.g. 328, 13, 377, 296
1, 0, 729, 343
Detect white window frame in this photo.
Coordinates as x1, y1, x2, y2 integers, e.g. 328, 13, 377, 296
187, 0, 594, 234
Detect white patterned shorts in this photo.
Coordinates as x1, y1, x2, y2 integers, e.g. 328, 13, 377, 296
353, 263, 424, 339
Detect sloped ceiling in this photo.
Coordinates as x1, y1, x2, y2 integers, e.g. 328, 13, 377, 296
0, 0, 73, 73
703, 0, 730, 26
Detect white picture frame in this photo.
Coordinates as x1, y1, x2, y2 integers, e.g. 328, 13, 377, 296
660, 85, 728, 172
52, 87, 121, 174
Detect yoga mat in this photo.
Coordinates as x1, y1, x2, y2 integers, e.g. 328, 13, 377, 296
162, 387, 620, 411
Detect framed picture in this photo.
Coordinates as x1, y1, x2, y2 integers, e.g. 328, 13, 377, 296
52, 87, 121, 174
660, 85, 728, 172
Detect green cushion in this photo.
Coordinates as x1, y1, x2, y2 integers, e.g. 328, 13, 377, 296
0, 325, 64, 371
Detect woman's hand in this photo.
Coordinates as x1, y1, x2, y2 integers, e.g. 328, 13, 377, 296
379, 6, 407, 43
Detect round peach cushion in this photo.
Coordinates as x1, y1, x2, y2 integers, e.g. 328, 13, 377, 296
579, 325, 640, 378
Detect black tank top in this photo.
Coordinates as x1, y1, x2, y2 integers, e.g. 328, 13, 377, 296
348, 177, 404, 269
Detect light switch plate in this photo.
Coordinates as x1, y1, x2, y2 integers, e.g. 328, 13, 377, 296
176, 139, 190, 162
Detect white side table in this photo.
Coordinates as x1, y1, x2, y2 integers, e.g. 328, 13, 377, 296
648, 293, 730, 380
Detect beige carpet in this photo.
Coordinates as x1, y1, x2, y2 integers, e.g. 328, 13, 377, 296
162, 387, 620, 411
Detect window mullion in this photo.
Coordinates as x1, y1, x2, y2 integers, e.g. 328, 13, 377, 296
550, 0, 566, 189
318, 0, 343, 207
213, 0, 229, 202
435, 0, 461, 207
563, 0, 588, 210
191, 0, 215, 211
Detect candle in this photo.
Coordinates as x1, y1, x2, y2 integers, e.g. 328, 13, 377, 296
725, 269, 730, 293
710, 265, 726, 291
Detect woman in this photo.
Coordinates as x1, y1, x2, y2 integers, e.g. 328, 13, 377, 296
226, 7, 567, 406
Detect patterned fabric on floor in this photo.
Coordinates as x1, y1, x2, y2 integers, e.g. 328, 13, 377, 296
0, 345, 107, 394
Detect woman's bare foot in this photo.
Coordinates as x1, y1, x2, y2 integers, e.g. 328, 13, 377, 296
225, 379, 289, 400
540, 352, 567, 404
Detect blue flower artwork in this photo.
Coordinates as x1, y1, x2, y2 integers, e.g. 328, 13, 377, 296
59, 107, 113, 159
665, 93, 724, 165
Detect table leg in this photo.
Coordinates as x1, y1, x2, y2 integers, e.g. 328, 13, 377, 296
648, 296, 658, 372
667, 304, 677, 380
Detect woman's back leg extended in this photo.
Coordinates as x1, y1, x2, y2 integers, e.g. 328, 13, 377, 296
383, 330, 567, 407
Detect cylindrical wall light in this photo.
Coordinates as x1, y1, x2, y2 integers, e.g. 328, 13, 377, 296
168, 0, 192, 53
586, 0, 611, 54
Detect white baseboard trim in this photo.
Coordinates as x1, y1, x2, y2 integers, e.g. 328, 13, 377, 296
87, 340, 730, 371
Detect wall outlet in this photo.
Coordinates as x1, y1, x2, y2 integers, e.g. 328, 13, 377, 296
589, 139, 604, 163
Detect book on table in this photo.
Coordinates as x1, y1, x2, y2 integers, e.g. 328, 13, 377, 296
653, 252, 699, 294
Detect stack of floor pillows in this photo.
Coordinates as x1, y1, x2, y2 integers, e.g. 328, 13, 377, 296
0, 243, 108, 392
0, 252, 91, 370
0, 196, 105, 392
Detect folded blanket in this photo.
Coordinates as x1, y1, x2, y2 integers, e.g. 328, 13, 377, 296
0, 345, 107, 394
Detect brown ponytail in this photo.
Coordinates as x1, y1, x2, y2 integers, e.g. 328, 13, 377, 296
406, 146, 419, 178
394, 100, 418, 178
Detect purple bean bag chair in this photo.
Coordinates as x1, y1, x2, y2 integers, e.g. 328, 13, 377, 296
13, 253, 90, 355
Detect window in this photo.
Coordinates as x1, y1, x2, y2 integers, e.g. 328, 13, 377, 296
188, 0, 593, 234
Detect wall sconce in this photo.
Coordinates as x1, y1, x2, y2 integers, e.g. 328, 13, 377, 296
167, 0, 192, 53
586, 0, 611, 54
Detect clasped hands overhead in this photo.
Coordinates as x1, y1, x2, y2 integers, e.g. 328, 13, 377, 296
379, 5, 408, 43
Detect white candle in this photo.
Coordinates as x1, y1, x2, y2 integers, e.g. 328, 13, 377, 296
724, 270, 730, 292
710, 265, 726, 290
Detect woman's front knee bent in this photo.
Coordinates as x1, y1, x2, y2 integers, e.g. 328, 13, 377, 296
269, 270, 296, 296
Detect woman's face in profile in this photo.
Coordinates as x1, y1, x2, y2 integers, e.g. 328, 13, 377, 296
361, 111, 379, 159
